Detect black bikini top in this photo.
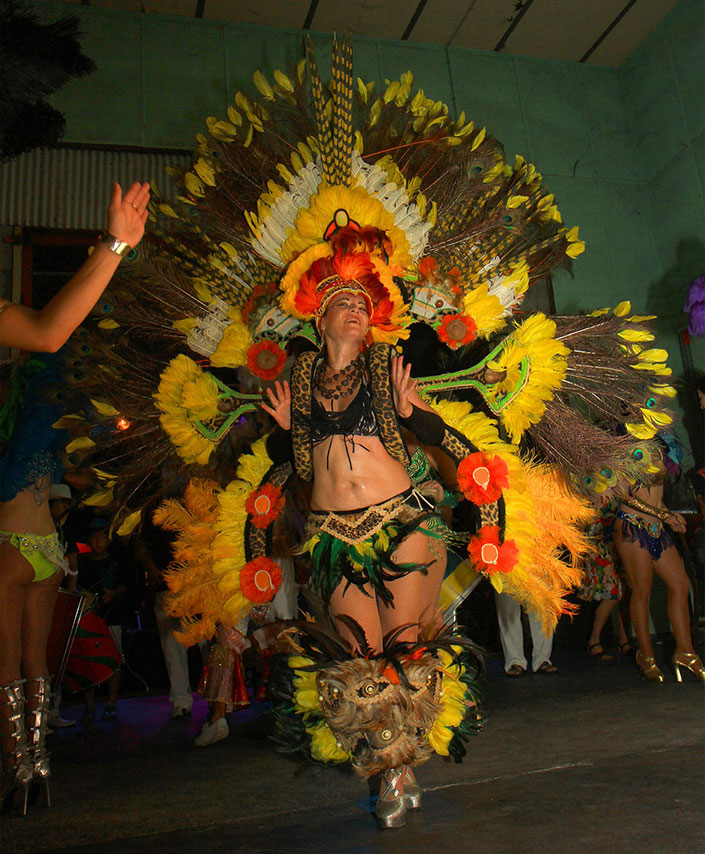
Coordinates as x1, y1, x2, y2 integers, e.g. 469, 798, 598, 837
309, 381, 379, 445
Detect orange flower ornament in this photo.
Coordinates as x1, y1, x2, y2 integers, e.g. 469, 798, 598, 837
457, 453, 509, 505
245, 483, 285, 529
247, 340, 287, 381
240, 556, 282, 604
467, 526, 518, 575
437, 314, 477, 349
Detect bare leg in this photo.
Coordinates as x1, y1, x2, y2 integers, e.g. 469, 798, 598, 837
652, 546, 695, 654
588, 599, 616, 649
209, 700, 227, 724
106, 671, 120, 706
0, 543, 33, 794
0, 542, 34, 684
616, 609, 630, 648
614, 528, 654, 657
379, 527, 446, 644
618, 588, 632, 648
328, 581, 382, 653
21, 569, 62, 679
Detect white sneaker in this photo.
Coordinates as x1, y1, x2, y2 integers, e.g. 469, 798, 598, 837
48, 712, 76, 728
194, 717, 228, 747
169, 705, 192, 719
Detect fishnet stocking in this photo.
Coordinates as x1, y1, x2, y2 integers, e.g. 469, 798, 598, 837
328, 524, 447, 653
380, 524, 446, 643
329, 581, 382, 652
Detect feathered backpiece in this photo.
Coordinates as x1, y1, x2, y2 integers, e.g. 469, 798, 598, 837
62, 39, 676, 630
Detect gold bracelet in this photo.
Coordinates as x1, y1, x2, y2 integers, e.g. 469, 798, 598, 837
97, 232, 132, 257
623, 496, 670, 522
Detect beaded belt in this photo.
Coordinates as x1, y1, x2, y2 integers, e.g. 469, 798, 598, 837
306, 488, 433, 546
615, 510, 663, 539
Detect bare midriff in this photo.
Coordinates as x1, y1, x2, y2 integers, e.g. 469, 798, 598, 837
617, 478, 666, 525
311, 434, 411, 512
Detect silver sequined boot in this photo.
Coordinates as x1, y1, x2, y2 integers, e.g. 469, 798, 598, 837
0, 680, 32, 815
25, 675, 52, 807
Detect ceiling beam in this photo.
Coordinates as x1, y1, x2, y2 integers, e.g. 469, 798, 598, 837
401, 0, 429, 41
303, 0, 319, 30
494, 0, 536, 52
580, 0, 639, 62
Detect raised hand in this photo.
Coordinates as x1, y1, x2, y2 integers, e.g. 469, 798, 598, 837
391, 355, 417, 418
107, 181, 150, 247
261, 380, 291, 430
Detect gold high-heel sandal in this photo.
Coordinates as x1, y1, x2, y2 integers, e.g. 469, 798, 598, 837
636, 651, 664, 683
0, 680, 32, 816
375, 767, 407, 829
672, 652, 705, 683
402, 765, 422, 809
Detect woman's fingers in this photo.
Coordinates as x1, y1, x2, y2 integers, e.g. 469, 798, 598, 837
116, 181, 151, 214
109, 182, 123, 210
134, 182, 150, 208
264, 380, 290, 406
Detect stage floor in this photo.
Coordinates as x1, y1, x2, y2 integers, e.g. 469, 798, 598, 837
3, 645, 703, 854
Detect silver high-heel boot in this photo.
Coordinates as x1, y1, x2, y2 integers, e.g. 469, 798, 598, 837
25, 676, 52, 807
0, 680, 32, 816
402, 765, 422, 809
375, 767, 407, 829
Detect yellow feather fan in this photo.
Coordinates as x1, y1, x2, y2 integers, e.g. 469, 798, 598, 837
429, 398, 593, 632
486, 313, 569, 443
153, 478, 222, 646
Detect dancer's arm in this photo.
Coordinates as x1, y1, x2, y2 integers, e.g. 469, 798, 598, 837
0, 181, 150, 352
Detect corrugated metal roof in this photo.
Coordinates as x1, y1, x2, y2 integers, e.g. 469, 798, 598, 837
0, 147, 190, 230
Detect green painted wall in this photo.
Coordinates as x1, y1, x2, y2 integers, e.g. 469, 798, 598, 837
619, 0, 705, 463
37, 1, 703, 448
42, 2, 652, 301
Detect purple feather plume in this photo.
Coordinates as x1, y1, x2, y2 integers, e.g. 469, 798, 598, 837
684, 274, 705, 336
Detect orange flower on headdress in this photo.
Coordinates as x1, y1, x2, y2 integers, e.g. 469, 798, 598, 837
247, 340, 287, 380
467, 526, 518, 575
240, 556, 282, 604
245, 483, 285, 529
457, 453, 509, 505
437, 314, 477, 349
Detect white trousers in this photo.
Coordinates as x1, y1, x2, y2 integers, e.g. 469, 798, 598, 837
155, 591, 193, 710
494, 590, 553, 672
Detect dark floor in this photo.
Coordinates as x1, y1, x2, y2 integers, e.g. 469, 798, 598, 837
2, 646, 703, 854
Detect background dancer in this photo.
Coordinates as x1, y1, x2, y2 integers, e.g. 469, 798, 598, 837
0, 182, 148, 814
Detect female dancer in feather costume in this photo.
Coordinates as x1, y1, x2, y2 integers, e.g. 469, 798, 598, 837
0, 182, 149, 814
59, 38, 687, 828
